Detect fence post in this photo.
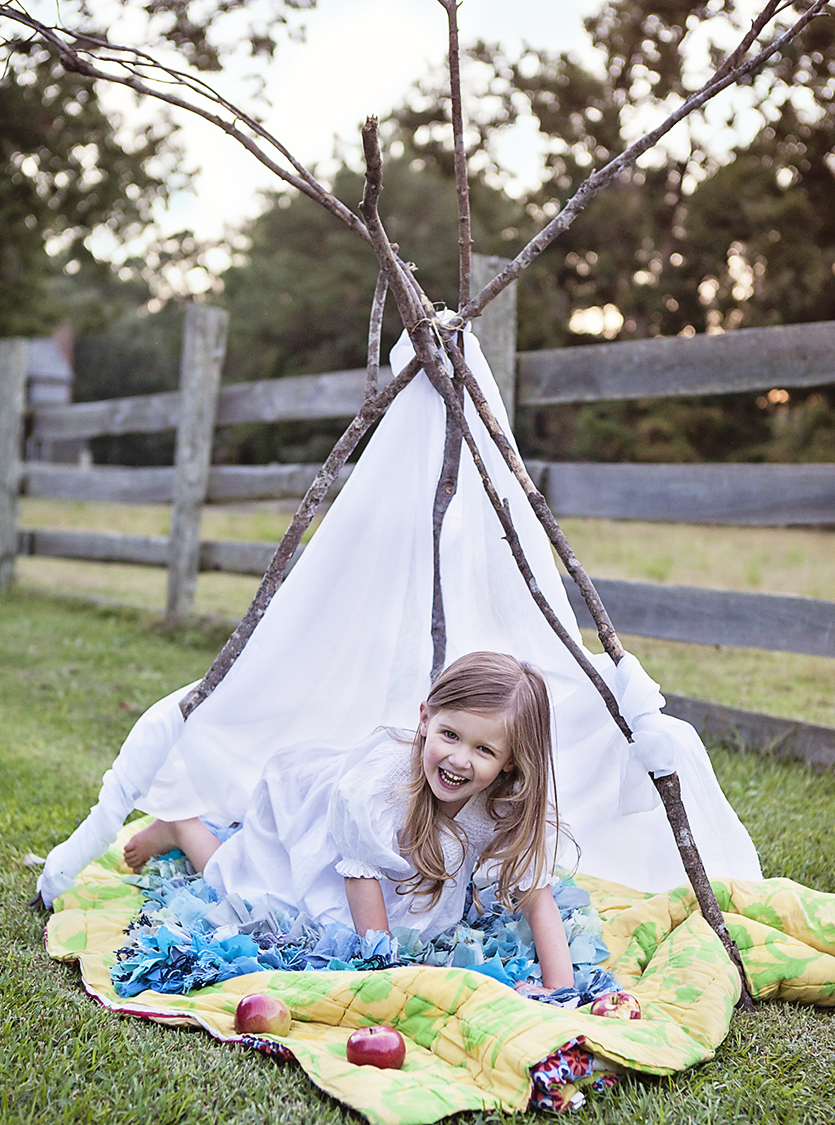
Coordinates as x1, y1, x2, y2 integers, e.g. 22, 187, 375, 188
0, 339, 29, 594
471, 254, 518, 427
166, 304, 229, 626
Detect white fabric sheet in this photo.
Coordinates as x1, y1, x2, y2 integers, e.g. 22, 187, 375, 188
38, 330, 761, 907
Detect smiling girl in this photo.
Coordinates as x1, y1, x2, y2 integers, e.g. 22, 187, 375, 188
123, 651, 573, 990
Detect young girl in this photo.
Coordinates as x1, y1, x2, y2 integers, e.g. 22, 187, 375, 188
123, 651, 574, 991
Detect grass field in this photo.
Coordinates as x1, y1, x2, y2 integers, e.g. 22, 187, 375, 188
16, 498, 835, 727
2, 592, 834, 1124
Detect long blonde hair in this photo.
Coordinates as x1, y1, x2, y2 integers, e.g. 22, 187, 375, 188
398, 651, 558, 914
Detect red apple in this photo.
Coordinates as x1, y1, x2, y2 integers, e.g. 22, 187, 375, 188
346, 1025, 406, 1069
234, 992, 292, 1036
589, 991, 642, 1020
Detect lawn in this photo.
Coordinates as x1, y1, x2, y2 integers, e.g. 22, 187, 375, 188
1, 590, 834, 1125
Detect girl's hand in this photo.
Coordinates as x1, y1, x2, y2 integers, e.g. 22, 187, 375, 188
513, 980, 556, 998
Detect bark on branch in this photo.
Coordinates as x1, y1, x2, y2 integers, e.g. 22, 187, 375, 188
654, 772, 755, 1011
359, 117, 424, 329
430, 380, 463, 682
438, 0, 473, 306
415, 339, 632, 738
366, 271, 389, 397
422, 325, 753, 1007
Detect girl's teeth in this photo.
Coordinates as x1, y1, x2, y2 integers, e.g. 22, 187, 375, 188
440, 768, 466, 786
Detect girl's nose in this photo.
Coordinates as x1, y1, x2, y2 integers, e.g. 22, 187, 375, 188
447, 746, 471, 770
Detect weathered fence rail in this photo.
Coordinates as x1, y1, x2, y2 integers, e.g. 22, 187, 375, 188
19, 519, 833, 659
517, 320, 835, 404
563, 578, 835, 658
3, 286, 833, 764
21, 461, 353, 504
21, 456, 835, 527
539, 462, 835, 526
29, 366, 396, 442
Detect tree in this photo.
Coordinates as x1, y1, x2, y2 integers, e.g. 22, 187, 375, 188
0, 0, 316, 336
0, 43, 182, 335
389, 0, 835, 463
95, 0, 316, 72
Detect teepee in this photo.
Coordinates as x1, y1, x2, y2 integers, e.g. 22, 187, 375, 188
25, 0, 828, 1008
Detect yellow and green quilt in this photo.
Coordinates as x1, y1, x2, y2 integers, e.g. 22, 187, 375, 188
46, 824, 835, 1125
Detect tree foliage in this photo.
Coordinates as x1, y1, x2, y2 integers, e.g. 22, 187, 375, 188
0, 40, 181, 335
213, 156, 524, 464
388, 0, 835, 463
94, 0, 316, 71
0, 0, 316, 336
6, 0, 834, 466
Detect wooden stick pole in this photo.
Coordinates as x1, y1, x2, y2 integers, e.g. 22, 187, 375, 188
654, 772, 754, 1010
166, 304, 228, 627
0, 338, 28, 593
430, 384, 463, 681
438, 0, 473, 308
366, 272, 388, 397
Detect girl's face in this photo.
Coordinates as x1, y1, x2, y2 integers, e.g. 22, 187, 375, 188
419, 704, 513, 816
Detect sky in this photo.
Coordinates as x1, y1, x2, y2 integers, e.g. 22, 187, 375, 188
92, 0, 600, 267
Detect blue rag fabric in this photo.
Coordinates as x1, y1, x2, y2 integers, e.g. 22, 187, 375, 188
110, 852, 621, 1003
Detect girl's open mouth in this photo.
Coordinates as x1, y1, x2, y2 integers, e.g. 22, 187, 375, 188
438, 767, 468, 789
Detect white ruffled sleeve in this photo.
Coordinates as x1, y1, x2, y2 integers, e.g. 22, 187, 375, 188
327, 731, 414, 882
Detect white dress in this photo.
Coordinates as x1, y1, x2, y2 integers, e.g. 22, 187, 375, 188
203, 729, 521, 940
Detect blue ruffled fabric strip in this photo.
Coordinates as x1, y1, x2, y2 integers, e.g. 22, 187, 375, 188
110, 852, 620, 1004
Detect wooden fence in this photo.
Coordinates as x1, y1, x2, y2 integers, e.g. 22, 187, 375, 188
1, 273, 833, 764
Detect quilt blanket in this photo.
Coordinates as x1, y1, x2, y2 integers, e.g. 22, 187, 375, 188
45, 825, 835, 1125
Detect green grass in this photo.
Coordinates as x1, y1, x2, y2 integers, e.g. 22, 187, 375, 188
1, 590, 834, 1125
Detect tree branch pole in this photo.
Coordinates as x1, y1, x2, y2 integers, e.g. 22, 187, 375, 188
426, 0, 473, 679
0, 7, 372, 244
183, 115, 430, 720
365, 271, 388, 396
414, 338, 632, 738
179, 357, 420, 718
381, 191, 751, 1001
457, 0, 831, 323
431, 333, 753, 1009
392, 363, 743, 999
654, 772, 753, 1010
438, 0, 473, 307
429, 381, 463, 681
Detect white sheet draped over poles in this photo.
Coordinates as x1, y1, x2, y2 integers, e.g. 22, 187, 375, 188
38, 332, 760, 907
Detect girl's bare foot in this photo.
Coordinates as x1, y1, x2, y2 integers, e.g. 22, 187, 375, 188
123, 817, 222, 874
123, 819, 179, 872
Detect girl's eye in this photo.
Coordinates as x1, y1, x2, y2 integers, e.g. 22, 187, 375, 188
479, 746, 495, 757
442, 730, 458, 740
